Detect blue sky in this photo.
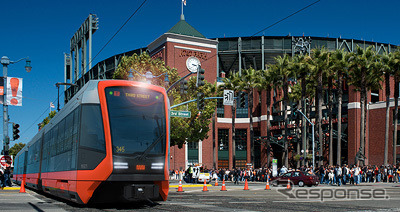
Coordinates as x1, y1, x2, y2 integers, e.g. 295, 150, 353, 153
1, 0, 399, 150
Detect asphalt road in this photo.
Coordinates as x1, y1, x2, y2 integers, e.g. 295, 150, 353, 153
2, 181, 400, 211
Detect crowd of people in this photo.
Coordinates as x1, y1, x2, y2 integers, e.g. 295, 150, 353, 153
170, 163, 400, 186
0, 163, 12, 188
316, 164, 400, 186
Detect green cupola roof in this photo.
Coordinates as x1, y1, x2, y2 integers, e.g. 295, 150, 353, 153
167, 15, 206, 38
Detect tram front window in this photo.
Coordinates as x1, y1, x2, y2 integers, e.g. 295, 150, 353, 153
105, 86, 166, 156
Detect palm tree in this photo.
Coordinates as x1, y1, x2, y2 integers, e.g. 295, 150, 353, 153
389, 50, 400, 165
222, 72, 241, 169
331, 49, 349, 166
239, 68, 261, 166
379, 53, 391, 166
257, 67, 275, 167
290, 54, 310, 166
325, 52, 335, 166
309, 48, 330, 166
271, 55, 294, 167
348, 46, 383, 165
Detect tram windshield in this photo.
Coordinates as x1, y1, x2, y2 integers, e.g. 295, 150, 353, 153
105, 86, 166, 156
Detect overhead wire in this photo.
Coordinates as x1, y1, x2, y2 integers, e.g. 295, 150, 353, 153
20, 0, 149, 140
196, 0, 321, 69
78, 0, 148, 80
250, 0, 321, 37
20, 0, 321, 141
19, 95, 58, 138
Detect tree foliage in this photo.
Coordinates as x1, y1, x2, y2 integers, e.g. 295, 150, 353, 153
9, 142, 26, 159
114, 52, 217, 148
171, 77, 217, 148
40, 110, 57, 129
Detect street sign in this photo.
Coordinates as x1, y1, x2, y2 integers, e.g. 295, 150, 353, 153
0, 155, 12, 167
170, 110, 191, 118
272, 158, 278, 177
223, 90, 234, 106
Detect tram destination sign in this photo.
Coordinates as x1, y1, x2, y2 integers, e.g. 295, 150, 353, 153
170, 110, 191, 118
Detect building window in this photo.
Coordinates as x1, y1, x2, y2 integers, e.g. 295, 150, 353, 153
217, 98, 224, 118
188, 141, 198, 149
371, 89, 379, 103
187, 142, 198, 165
397, 131, 400, 146
235, 129, 247, 151
218, 129, 229, 151
393, 109, 400, 125
236, 92, 248, 118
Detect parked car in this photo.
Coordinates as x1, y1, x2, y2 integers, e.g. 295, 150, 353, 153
270, 171, 319, 187
198, 172, 211, 183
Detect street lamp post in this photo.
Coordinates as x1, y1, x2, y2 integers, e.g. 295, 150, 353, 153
55, 82, 77, 112
0, 56, 31, 155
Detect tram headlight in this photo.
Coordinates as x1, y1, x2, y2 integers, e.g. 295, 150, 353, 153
151, 163, 164, 170
114, 162, 128, 169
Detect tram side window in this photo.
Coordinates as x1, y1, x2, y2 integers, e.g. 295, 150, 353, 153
78, 105, 105, 170
28, 146, 33, 166
64, 112, 74, 152
73, 107, 80, 140
35, 140, 40, 163
34, 141, 40, 172
43, 132, 50, 160
71, 107, 80, 170
80, 105, 105, 152
42, 131, 51, 172
50, 125, 58, 157
57, 119, 65, 154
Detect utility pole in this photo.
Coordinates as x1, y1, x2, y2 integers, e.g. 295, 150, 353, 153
0, 56, 31, 155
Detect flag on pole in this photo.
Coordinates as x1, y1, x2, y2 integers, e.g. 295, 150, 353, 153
182, 0, 186, 6
50, 102, 55, 108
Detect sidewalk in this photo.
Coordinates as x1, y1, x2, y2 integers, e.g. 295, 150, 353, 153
0, 185, 67, 212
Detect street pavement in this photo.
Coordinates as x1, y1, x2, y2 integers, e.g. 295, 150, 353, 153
1, 180, 400, 211
0, 186, 66, 211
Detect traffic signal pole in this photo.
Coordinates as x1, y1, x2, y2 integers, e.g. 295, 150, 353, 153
170, 97, 223, 109
294, 108, 315, 171
166, 72, 194, 94
2, 59, 9, 155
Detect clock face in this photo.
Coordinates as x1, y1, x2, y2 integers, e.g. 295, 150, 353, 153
186, 56, 201, 73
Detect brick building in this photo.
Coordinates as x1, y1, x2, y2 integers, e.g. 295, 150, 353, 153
65, 15, 400, 170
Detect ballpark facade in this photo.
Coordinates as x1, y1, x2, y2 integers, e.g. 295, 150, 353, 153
65, 16, 400, 170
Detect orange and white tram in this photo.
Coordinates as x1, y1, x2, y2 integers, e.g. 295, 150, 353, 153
13, 80, 170, 204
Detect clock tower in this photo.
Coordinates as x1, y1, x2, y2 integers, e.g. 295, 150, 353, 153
147, 14, 218, 82
147, 15, 218, 170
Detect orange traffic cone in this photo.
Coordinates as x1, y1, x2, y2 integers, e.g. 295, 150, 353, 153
220, 179, 227, 191
244, 179, 249, 190
19, 178, 26, 193
265, 176, 270, 190
287, 179, 291, 189
177, 179, 184, 192
215, 179, 219, 186
202, 180, 208, 192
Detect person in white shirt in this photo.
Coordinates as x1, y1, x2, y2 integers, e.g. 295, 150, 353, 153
353, 165, 361, 185
336, 165, 342, 186
280, 166, 288, 176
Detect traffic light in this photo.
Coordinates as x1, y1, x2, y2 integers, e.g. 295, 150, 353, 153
239, 92, 246, 108
196, 67, 205, 87
180, 79, 188, 95
13, 123, 20, 140
291, 102, 298, 119
197, 92, 205, 110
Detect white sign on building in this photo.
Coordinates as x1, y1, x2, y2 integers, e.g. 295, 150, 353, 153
223, 90, 234, 106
